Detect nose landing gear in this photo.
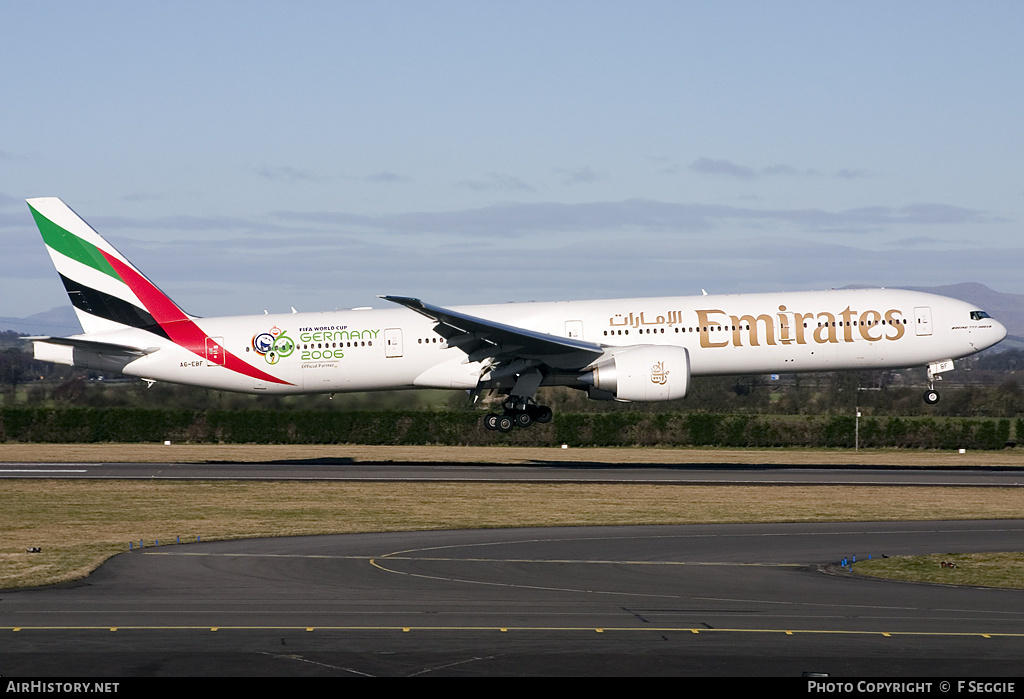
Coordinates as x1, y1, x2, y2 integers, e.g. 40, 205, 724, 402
923, 359, 954, 404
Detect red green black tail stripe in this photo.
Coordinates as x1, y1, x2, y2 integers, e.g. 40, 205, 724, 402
30, 197, 292, 386
101, 252, 291, 385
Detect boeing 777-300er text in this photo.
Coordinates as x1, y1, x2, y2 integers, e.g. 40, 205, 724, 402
25, 197, 1007, 432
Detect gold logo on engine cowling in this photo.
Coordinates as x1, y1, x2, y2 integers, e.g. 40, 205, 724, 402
651, 361, 669, 385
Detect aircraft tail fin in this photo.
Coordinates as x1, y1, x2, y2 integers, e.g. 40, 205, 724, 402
26, 197, 191, 339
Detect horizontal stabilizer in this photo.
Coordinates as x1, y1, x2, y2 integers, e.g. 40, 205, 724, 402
27, 336, 159, 356
31, 336, 159, 371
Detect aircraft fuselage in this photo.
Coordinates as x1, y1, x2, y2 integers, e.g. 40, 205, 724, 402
25, 197, 1007, 428
46, 288, 1004, 395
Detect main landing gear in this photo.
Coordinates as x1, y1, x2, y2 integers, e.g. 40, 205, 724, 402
484, 396, 553, 432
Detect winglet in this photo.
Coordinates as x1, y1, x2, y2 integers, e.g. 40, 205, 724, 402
379, 295, 434, 319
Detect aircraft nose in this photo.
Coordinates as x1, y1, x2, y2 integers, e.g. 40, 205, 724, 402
992, 318, 1008, 344
972, 317, 1006, 353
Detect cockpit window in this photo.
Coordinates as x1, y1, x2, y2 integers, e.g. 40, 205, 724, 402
970, 310, 990, 320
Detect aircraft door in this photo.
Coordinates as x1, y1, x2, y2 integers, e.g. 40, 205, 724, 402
914, 307, 933, 336
206, 337, 225, 366
384, 328, 403, 358
775, 311, 796, 345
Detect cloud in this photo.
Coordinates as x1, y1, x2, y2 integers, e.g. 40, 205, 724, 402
555, 166, 603, 185
120, 191, 163, 203
455, 172, 535, 192
691, 158, 872, 181
647, 156, 680, 175
0, 212, 30, 228
690, 157, 756, 179
92, 214, 267, 232
255, 166, 326, 183
689, 158, 811, 179
117, 232, 1024, 315
57, 199, 1001, 252
835, 168, 873, 179
886, 236, 945, 247
365, 171, 411, 184
893, 203, 998, 225
6, 197, 1020, 318
275, 200, 716, 236
760, 164, 801, 177
268, 199, 1002, 239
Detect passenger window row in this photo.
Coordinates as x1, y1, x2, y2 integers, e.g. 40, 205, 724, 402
301, 341, 370, 349
603, 318, 910, 336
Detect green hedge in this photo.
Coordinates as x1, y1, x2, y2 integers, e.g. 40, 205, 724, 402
0, 408, 1014, 449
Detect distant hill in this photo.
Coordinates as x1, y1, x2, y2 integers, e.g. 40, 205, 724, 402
899, 283, 1024, 345
0, 306, 81, 337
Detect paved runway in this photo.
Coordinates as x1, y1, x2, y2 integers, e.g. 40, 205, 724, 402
2, 520, 1023, 676
2, 460, 1023, 486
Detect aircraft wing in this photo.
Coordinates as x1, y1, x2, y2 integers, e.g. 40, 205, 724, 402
380, 296, 604, 370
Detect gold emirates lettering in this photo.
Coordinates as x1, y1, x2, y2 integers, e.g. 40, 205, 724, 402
693, 306, 906, 348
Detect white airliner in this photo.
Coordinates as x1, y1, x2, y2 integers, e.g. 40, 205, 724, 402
25, 197, 1007, 432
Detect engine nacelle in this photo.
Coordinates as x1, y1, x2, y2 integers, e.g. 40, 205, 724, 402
579, 345, 690, 402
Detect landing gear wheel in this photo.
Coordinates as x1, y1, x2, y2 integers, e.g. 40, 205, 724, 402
513, 411, 533, 429
484, 413, 500, 431
496, 415, 515, 433
923, 390, 940, 405
534, 405, 553, 424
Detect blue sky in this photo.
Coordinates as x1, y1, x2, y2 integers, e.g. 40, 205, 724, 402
2, 2, 1022, 320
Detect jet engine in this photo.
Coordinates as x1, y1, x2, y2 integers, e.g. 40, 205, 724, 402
578, 345, 690, 402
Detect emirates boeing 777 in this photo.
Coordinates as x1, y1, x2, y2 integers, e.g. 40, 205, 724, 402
25, 197, 1007, 432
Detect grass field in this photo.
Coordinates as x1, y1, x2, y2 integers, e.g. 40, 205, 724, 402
2, 444, 1023, 591
855, 552, 1024, 589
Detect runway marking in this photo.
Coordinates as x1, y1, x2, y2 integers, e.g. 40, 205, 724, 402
259, 651, 374, 677
407, 654, 505, 677
6, 625, 1024, 637
369, 526, 1024, 563
143, 523, 1024, 570
146, 547, 1021, 607
367, 556, 691, 599
137, 547, 1024, 617
149, 550, 799, 567
2, 462, 1022, 487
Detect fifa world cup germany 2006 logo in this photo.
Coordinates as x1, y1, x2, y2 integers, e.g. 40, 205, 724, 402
252, 327, 295, 365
